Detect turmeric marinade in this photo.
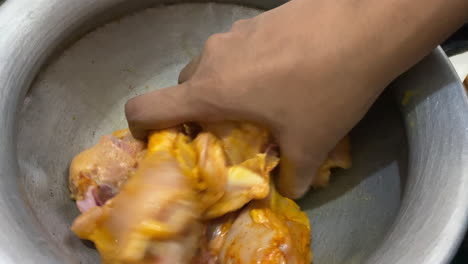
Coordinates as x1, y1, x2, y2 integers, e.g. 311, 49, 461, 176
69, 122, 351, 264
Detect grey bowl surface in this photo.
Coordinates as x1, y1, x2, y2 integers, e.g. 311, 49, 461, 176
0, 1, 467, 264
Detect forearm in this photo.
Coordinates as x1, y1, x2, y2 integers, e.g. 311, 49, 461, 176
354, 0, 468, 83
286, 0, 468, 87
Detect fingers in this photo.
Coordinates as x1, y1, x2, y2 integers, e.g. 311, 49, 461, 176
126, 53, 203, 139
178, 55, 201, 84
275, 135, 324, 199
125, 83, 204, 139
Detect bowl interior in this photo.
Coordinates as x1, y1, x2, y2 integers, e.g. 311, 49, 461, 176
16, 3, 405, 263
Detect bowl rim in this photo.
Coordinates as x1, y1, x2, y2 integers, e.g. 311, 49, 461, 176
0, 0, 467, 263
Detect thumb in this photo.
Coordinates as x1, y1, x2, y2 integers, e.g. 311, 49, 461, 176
125, 82, 208, 139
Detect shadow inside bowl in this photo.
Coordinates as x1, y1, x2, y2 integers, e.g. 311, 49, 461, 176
299, 90, 406, 263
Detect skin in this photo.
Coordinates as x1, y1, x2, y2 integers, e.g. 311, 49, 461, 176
125, 0, 468, 198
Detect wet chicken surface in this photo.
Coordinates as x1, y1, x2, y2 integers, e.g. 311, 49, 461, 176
70, 122, 351, 263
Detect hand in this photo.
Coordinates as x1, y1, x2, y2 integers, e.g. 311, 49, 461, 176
125, 0, 467, 198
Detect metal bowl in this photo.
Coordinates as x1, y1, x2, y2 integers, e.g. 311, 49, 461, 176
0, 0, 467, 263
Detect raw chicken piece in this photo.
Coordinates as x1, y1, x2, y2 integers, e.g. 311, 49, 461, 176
191, 214, 238, 264
192, 132, 228, 213
312, 136, 352, 188
201, 122, 270, 165
70, 122, 352, 264
203, 122, 351, 189
72, 130, 202, 263
70, 124, 276, 264
197, 186, 311, 264
201, 122, 277, 219
69, 129, 145, 212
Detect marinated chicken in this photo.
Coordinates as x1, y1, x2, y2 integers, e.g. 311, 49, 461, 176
69, 129, 145, 212
70, 122, 351, 263
312, 137, 351, 188
194, 185, 311, 264
72, 130, 202, 263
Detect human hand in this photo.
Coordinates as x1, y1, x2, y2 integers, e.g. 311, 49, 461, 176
125, 0, 467, 198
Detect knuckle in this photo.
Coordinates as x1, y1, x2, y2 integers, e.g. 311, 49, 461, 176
204, 33, 224, 50
124, 97, 145, 124
186, 78, 225, 119
231, 19, 248, 31
204, 32, 234, 52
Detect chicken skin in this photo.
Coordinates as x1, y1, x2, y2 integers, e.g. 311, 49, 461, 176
69, 122, 351, 263
69, 129, 145, 212
195, 185, 311, 264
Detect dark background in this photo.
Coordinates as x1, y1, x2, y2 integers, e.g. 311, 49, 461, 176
442, 24, 468, 57
441, 24, 468, 264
